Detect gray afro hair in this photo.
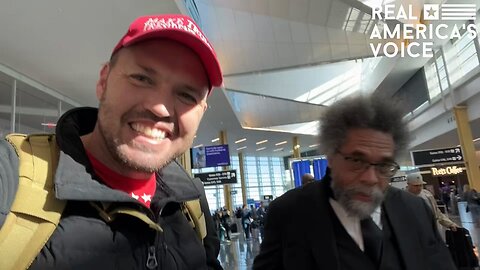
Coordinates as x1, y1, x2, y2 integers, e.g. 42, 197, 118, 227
318, 94, 409, 157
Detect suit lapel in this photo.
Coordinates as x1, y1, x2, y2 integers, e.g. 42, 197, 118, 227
382, 188, 425, 270
305, 178, 340, 270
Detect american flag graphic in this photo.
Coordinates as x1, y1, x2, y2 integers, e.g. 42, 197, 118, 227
441, 4, 476, 20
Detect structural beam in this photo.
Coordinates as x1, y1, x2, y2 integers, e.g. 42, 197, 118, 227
238, 151, 247, 206
453, 106, 480, 190
220, 130, 232, 211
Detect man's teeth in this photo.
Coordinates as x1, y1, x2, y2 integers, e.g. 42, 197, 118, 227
131, 123, 166, 139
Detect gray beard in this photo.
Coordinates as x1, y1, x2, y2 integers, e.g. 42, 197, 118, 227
331, 180, 385, 219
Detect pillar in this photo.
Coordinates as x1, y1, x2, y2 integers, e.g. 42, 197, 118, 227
178, 150, 192, 177
238, 151, 247, 206
220, 130, 233, 211
453, 106, 480, 191
293, 136, 300, 158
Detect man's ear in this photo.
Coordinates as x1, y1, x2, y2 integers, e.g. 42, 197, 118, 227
96, 63, 110, 99
203, 102, 208, 112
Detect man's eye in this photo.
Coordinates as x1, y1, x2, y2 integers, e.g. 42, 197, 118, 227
178, 92, 198, 104
130, 74, 153, 85
350, 157, 364, 164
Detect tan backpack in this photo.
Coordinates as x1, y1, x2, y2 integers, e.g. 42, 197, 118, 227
0, 133, 206, 270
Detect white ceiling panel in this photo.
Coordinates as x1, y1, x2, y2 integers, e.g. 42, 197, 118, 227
235, 11, 256, 42
224, 61, 357, 99
307, 0, 331, 25
195, 1, 220, 41
308, 25, 330, 43
327, 0, 351, 29
271, 18, 293, 43
311, 43, 333, 62
268, 0, 290, 18
327, 28, 348, 44
248, 0, 270, 15
253, 14, 276, 42
331, 45, 350, 59
239, 42, 260, 72
290, 21, 310, 43
289, 0, 311, 21
349, 44, 370, 59
277, 43, 298, 67
216, 7, 238, 41
0, 0, 440, 158
224, 89, 326, 128
257, 42, 279, 70
293, 43, 314, 64
0, 0, 181, 107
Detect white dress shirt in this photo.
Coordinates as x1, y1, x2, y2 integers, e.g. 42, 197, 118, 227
329, 198, 382, 251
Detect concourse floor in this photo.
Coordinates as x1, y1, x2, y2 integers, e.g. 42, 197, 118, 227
217, 203, 480, 270
218, 230, 261, 270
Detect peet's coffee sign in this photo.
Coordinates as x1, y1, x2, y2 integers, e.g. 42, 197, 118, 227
431, 166, 463, 176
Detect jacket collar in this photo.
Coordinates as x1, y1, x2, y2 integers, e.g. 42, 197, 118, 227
305, 171, 427, 270
54, 107, 200, 205
382, 187, 428, 270
303, 172, 341, 270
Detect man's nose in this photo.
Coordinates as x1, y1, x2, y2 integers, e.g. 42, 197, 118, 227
146, 87, 175, 118
359, 165, 380, 185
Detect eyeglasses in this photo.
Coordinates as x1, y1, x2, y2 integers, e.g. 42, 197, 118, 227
336, 151, 399, 178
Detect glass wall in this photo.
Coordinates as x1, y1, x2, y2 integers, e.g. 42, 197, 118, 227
420, 19, 480, 115
197, 155, 288, 211
0, 64, 79, 136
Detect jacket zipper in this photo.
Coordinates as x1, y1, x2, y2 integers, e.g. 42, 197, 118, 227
146, 205, 165, 269
146, 245, 158, 269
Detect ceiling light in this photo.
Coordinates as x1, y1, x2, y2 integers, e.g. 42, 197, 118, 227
235, 138, 247, 144
275, 141, 287, 146
256, 147, 266, 151
193, 144, 203, 148
309, 144, 319, 148
256, 140, 268, 145
273, 148, 283, 152
237, 146, 247, 151
211, 138, 220, 143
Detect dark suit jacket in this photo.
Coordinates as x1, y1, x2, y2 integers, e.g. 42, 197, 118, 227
253, 174, 457, 270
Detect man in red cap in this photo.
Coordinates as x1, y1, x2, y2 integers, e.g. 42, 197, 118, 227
0, 14, 223, 269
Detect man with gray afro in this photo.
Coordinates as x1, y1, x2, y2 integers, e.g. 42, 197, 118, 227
253, 94, 455, 270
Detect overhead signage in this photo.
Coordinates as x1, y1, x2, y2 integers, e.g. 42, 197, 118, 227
263, 195, 273, 201
411, 147, 463, 166
431, 166, 463, 176
191, 144, 230, 169
194, 169, 237, 186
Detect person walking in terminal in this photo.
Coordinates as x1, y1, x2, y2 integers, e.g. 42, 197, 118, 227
463, 184, 480, 226
253, 94, 456, 270
301, 173, 315, 186
406, 172, 459, 232
0, 14, 223, 269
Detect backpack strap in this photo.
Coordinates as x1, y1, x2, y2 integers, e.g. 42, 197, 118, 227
0, 133, 66, 270
182, 199, 207, 242
89, 202, 163, 232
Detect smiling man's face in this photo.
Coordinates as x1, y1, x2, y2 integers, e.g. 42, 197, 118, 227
93, 39, 209, 177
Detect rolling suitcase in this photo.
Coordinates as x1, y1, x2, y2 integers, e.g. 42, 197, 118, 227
445, 227, 479, 269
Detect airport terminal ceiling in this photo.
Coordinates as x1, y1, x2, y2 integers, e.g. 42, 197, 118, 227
1, 0, 480, 162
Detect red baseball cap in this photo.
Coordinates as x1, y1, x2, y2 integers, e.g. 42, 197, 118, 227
112, 14, 223, 93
